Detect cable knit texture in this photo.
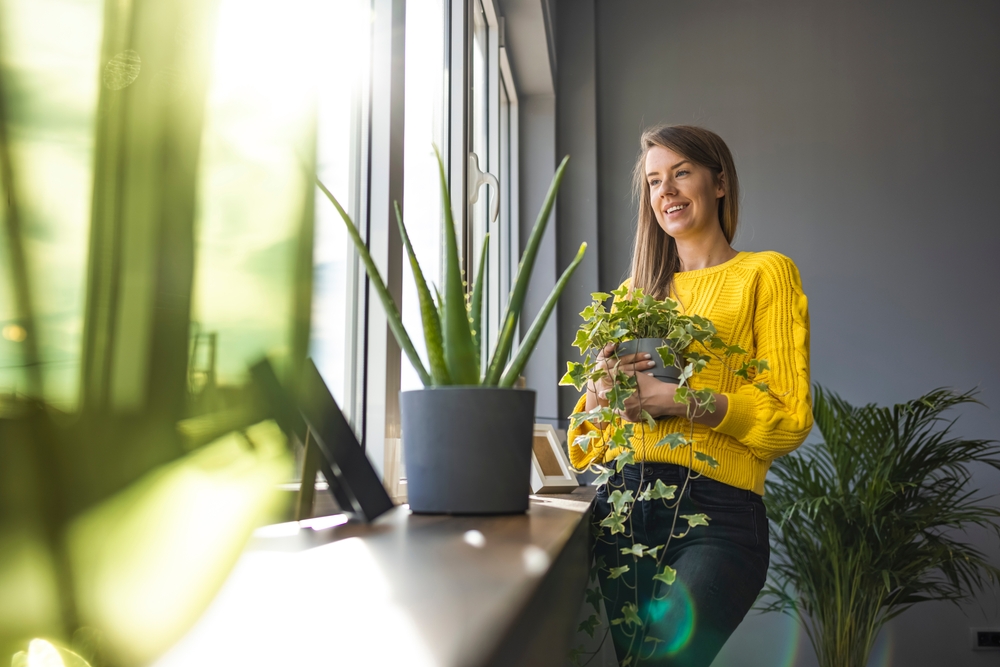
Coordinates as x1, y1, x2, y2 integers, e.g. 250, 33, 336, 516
567, 251, 812, 495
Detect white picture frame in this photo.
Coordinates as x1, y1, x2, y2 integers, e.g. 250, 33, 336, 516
530, 424, 579, 494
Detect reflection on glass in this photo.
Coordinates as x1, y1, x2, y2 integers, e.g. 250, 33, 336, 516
471, 0, 491, 358
0, 0, 103, 410
401, 0, 446, 393
192, 0, 366, 411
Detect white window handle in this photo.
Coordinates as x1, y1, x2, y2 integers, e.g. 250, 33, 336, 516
469, 152, 500, 224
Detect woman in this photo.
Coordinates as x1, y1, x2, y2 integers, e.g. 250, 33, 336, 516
567, 125, 812, 666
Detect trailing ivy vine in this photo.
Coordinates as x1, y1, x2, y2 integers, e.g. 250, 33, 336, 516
562, 286, 769, 666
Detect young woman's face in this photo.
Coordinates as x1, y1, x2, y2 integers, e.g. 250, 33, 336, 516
645, 145, 725, 241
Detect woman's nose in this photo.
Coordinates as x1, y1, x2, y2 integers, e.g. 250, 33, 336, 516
657, 180, 676, 198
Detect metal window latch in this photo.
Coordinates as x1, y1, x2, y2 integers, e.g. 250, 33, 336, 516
469, 152, 499, 224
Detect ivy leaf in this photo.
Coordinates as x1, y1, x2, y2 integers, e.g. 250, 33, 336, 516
573, 431, 601, 452
620, 602, 643, 627
559, 361, 588, 390
620, 542, 648, 557
615, 449, 636, 472
611, 285, 629, 299
600, 512, 626, 535
693, 451, 720, 468
755, 382, 769, 393
640, 409, 656, 430
725, 344, 747, 355
585, 587, 603, 613
644, 544, 663, 559
754, 359, 771, 372
654, 432, 688, 449
578, 613, 601, 637
609, 489, 634, 514
569, 411, 591, 430
591, 291, 611, 302
644, 636, 665, 645
572, 328, 591, 352
681, 513, 710, 528
649, 478, 677, 500
674, 386, 690, 403
608, 565, 630, 580
655, 345, 675, 367
653, 565, 677, 586
591, 555, 606, 582
593, 467, 614, 486
606, 382, 634, 411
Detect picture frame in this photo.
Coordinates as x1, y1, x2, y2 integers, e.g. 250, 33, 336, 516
530, 424, 579, 494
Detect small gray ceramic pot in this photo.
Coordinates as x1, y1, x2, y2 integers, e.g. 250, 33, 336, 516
614, 338, 682, 384
400, 386, 536, 514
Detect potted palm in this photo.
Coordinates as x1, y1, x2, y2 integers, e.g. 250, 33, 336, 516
760, 386, 1000, 667
318, 148, 586, 513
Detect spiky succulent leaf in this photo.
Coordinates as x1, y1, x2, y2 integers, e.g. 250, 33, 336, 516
499, 241, 587, 387
433, 146, 479, 384
316, 178, 431, 386
395, 202, 450, 385
485, 155, 570, 385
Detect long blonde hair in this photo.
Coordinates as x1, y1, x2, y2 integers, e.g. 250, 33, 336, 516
629, 125, 740, 299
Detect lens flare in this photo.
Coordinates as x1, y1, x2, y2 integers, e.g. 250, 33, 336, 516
642, 579, 696, 657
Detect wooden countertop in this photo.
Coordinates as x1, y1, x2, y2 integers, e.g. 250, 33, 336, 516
153, 486, 597, 667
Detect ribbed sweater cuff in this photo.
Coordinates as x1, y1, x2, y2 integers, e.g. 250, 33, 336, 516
714, 392, 756, 442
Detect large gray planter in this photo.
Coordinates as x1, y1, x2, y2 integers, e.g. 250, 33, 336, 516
615, 338, 682, 383
400, 387, 536, 514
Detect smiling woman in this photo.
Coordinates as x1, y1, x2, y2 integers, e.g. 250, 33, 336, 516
569, 125, 812, 667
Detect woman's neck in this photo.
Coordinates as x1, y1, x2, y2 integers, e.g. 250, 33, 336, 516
675, 229, 737, 272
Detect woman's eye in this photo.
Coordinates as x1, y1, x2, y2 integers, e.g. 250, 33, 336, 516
676, 170, 689, 177
649, 179, 660, 187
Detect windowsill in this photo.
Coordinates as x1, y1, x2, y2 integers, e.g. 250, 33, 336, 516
153, 486, 597, 666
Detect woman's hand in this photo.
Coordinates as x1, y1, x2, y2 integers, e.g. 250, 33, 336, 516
584, 342, 730, 427
588, 343, 657, 408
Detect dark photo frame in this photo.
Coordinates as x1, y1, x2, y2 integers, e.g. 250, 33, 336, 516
250, 358, 394, 523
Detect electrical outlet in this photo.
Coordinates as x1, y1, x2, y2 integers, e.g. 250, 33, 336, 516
972, 628, 1000, 650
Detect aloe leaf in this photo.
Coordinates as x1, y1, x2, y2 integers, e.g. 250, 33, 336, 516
433, 284, 446, 329
500, 242, 587, 387
433, 146, 478, 384
470, 233, 489, 374
485, 155, 570, 385
316, 178, 432, 386
395, 202, 450, 385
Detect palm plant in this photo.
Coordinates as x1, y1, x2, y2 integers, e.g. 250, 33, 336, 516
760, 386, 1000, 667
317, 147, 587, 387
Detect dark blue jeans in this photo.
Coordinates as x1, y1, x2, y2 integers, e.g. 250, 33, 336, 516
593, 462, 769, 667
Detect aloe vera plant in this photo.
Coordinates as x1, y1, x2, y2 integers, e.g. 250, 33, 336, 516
317, 147, 586, 387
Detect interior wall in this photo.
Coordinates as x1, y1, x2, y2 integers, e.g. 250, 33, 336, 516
557, 0, 1000, 664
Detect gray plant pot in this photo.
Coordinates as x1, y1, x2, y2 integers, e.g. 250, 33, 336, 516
400, 387, 536, 514
615, 338, 682, 384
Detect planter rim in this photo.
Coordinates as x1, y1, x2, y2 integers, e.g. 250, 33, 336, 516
400, 386, 536, 394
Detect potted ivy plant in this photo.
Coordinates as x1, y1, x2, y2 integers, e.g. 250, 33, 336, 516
317, 148, 586, 514
759, 386, 1000, 667
561, 287, 769, 664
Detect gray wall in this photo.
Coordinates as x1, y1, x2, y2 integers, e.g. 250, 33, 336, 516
557, 0, 1000, 664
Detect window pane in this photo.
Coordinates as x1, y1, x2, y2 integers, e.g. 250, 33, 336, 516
400, 0, 446, 392
191, 0, 348, 412
470, 0, 490, 346
311, 0, 371, 408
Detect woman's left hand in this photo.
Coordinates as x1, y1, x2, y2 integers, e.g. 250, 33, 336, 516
616, 373, 682, 422
617, 375, 730, 428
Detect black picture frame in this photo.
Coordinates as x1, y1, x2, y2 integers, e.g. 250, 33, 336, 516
250, 358, 394, 523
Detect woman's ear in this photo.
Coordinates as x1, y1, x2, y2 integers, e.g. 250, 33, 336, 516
715, 171, 726, 199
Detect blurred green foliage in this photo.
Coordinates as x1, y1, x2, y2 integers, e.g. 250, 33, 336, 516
0, 0, 316, 663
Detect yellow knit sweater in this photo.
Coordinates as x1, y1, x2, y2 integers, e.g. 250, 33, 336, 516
567, 251, 812, 495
